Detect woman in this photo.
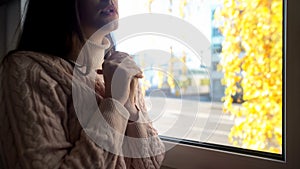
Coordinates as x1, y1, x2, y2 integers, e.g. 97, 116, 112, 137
0, 0, 165, 168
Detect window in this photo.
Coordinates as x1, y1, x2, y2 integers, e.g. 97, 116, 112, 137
211, 44, 222, 54
212, 27, 222, 37
114, 0, 289, 165
117, 0, 300, 166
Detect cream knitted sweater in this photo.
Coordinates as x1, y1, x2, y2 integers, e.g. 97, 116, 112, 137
0, 51, 165, 169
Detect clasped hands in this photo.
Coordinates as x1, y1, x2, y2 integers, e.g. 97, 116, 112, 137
101, 51, 143, 122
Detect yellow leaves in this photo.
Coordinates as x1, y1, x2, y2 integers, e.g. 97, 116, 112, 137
217, 0, 283, 154
157, 70, 164, 89
147, 0, 154, 12
217, 63, 223, 72
249, 0, 261, 9
214, 7, 223, 21
179, 0, 189, 18
167, 74, 175, 89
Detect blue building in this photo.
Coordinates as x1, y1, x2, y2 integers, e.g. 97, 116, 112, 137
210, 4, 225, 102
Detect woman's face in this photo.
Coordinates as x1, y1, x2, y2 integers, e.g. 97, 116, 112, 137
78, 0, 119, 36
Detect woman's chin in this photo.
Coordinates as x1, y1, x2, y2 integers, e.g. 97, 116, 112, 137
98, 19, 119, 34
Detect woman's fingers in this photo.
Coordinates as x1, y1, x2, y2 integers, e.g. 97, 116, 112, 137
106, 51, 128, 61
135, 73, 144, 78
104, 61, 142, 79
102, 51, 143, 105
129, 78, 138, 104
106, 53, 143, 78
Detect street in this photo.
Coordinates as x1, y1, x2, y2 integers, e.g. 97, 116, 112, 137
145, 97, 235, 146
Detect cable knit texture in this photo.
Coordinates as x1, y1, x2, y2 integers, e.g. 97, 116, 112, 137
0, 51, 165, 169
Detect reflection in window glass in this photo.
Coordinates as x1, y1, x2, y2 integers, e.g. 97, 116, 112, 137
118, 0, 283, 155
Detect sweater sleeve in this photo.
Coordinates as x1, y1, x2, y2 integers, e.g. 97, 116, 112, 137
0, 54, 130, 169
122, 86, 165, 169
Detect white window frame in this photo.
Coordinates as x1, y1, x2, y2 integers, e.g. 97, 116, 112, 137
161, 0, 300, 169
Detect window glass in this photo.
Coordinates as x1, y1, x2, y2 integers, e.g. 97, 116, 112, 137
117, 0, 283, 155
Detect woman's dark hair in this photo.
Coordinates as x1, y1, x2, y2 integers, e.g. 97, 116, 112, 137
16, 0, 116, 63
18, 0, 84, 58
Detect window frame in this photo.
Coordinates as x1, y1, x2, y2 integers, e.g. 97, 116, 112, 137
161, 0, 300, 168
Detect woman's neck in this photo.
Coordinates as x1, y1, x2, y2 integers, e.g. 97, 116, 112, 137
67, 31, 106, 63
67, 32, 111, 74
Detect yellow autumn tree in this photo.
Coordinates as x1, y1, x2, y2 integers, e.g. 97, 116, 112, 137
215, 0, 282, 153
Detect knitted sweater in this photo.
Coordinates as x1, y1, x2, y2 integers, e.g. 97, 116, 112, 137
0, 51, 165, 169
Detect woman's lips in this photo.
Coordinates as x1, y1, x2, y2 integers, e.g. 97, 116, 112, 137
99, 6, 117, 17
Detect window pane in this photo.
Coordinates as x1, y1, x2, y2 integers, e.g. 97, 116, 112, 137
117, 0, 283, 155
